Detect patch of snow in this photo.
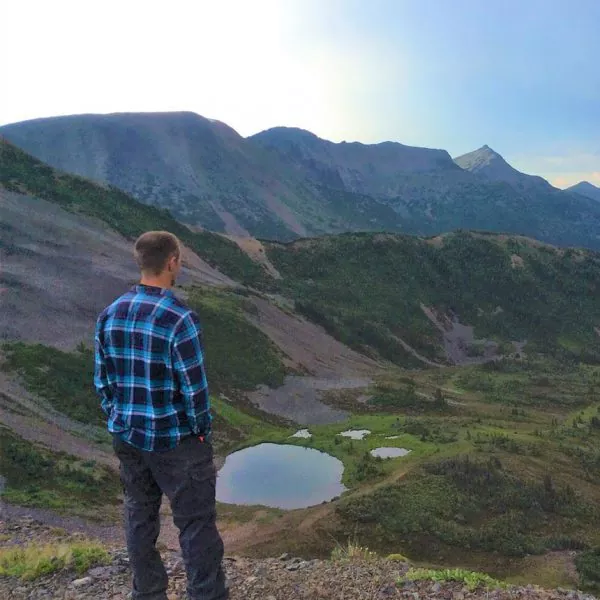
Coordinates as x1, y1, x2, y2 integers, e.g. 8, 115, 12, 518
370, 447, 412, 459
338, 429, 371, 440
290, 429, 312, 439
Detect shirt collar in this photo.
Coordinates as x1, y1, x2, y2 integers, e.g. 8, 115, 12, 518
133, 284, 174, 297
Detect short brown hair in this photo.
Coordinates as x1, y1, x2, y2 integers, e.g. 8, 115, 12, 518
134, 231, 181, 275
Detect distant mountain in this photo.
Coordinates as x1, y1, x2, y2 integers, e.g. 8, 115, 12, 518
252, 127, 600, 249
454, 145, 555, 192
3, 113, 600, 249
0, 113, 406, 241
568, 181, 600, 202
250, 126, 458, 197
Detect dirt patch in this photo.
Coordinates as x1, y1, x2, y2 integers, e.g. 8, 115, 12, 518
243, 296, 378, 378
0, 506, 123, 545
421, 304, 499, 366
390, 334, 444, 367
209, 203, 252, 237
511, 254, 525, 268
0, 401, 116, 469
246, 376, 366, 425
227, 236, 282, 279
241, 296, 378, 423
0, 366, 108, 442
262, 190, 308, 237
425, 234, 446, 247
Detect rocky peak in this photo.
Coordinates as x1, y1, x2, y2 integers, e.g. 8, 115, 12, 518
568, 181, 600, 202
454, 146, 555, 190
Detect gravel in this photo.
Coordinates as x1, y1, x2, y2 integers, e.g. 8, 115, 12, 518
1, 517, 597, 600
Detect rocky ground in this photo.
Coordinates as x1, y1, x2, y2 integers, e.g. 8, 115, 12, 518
1, 517, 598, 600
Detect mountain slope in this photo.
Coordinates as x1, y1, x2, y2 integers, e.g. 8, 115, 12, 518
0, 136, 268, 286
0, 114, 407, 240
4, 113, 600, 250
250, 126, 458, 196
568, 181, 600, 202
4, 137, 600, 368
252, 128, 600, 250
454, 145, 555, 191
265, 231, 600, 365
0, 138, 378, 386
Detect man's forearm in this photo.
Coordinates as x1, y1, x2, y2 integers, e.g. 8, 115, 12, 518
184, 389, 211, 435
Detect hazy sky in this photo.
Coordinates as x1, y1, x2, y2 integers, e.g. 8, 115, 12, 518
2, 0, 599, 187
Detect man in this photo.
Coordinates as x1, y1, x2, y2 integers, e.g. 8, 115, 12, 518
94, 231, 228, 600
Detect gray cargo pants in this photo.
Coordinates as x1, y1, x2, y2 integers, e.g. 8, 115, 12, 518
113, 435, 228, 600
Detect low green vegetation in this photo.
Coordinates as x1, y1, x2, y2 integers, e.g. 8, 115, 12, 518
211, 396, 288, 455
1, 289, 289, 426
0, 138, 267, 286
370, 383, 451, 414
402, 567, 505, 591
1, 342, 102, 425
187, 288, 287, 392
0, 541, 109, 580
266, 232, 600, 365
576, 547, 600, 590
337, 454, 595, 559
286, 412, 448, 486
0, 427, 120, 516
323, 359, 600, 571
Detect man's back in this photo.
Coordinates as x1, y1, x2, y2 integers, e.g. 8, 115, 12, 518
95, 283, 211, 452
94, 231, 227, 600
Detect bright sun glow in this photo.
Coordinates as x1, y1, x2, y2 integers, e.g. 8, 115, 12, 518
1, 0, 598, 186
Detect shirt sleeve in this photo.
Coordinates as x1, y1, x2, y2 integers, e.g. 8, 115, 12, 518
94, 318, 112, 417
171, 311, 211, 436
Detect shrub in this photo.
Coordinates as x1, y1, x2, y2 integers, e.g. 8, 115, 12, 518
576, 548, 600, 589
331, 540, 377, 562
0, 541, 109, 580
402, 567, 504, 591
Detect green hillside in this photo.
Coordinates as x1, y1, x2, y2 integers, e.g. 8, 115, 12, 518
1, 288, 288, 424
265, 232, 600, 365
0, 137, 266, 287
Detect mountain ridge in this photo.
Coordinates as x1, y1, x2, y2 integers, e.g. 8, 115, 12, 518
2, 112, 600, 251
0, 113, 407, 241
568, 180, 600, 202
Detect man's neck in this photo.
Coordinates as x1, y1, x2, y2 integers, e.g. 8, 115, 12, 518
139, 276, 173, 290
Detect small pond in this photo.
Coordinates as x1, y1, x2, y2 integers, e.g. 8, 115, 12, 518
338, 429, 371, 440
216, 443, 347, 509
370, 447, 412, 459
290, 429, 312, 438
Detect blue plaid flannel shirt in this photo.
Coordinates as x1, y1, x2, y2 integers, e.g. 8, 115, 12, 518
94, 284, 211, 451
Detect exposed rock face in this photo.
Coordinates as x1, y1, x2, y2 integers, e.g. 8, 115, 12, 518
454, 145, 555, 191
